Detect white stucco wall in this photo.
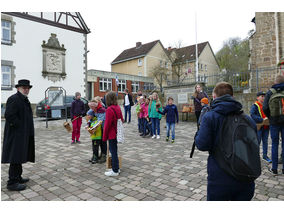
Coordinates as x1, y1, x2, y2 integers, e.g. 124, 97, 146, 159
1, 15, 86, 104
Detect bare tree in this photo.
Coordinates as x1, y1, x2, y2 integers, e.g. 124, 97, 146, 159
168, 40, 188, 84
149, 65, 169, 93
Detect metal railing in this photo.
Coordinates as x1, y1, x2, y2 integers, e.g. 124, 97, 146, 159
166, 67, 283, 93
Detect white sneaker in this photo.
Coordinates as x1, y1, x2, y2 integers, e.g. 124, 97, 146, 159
152, 135, 156, 139
107, 168, 120, 173
104, 170, 119, 176
156, 135, 160, 139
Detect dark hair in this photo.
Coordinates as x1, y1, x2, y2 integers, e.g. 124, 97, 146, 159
213, 82, 233, 97
105, 91, 118, 106
168, 97, 173, 101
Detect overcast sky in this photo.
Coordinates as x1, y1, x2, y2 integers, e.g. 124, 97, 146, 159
81, 1, 256, 71
4, 0, 283, 72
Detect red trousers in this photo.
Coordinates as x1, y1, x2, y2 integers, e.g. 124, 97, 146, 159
72, 116, 82, 141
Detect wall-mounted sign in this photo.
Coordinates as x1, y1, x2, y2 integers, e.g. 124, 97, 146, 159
178, 93, 188, 104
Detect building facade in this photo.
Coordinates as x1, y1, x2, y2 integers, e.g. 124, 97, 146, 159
1, 12, 90, 107
249, 12, 284, 90
167, 41, 220, 86
111, 40, 171, 77
87, 69, 154, 100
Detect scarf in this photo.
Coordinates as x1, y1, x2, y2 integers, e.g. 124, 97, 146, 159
255, 101, 268, 129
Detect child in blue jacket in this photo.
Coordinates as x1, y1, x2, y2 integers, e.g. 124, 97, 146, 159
250, 91, 271, 163
157, 97, 178, 143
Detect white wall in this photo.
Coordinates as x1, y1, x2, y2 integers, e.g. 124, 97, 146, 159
1, 15, 86, 104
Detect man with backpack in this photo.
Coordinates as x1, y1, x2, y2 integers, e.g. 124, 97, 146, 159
195, 82, 260, 201
263, 75, 284, 175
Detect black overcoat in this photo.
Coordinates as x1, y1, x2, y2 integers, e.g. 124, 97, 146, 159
1, 91, 35, 163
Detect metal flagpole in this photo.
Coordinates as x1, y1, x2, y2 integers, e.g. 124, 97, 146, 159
115, 74, 119, 96
195, 12, 198, 82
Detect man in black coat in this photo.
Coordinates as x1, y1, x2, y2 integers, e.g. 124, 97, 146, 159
2, 79, 35, 191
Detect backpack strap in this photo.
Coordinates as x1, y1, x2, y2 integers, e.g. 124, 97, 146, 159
270, 88, 277, 94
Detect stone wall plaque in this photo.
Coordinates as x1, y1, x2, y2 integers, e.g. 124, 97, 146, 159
42, 33, 66, 82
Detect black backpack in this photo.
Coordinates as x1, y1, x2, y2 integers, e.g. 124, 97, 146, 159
212, 111, 261, 182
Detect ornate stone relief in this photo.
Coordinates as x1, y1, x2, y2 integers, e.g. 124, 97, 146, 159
42, 33, 66, 82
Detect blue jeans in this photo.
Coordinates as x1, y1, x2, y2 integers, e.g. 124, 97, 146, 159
109, 139, 119, 173
257, 127, 269, 157
124, 105, 131, 122
142, 118, 151, 135
151, 118, 160, 136
166, 122, 175, 139
138, 118, 143, 133
270, 124, 284, 170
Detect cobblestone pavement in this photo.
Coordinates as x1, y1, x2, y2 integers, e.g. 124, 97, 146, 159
1, 110, 284, 201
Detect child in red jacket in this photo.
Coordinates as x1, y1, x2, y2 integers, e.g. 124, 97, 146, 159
103, 91, 123, 177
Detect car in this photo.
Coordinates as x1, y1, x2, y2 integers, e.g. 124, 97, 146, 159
36, 96, 89, 118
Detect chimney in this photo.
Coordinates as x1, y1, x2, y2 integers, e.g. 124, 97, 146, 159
136, 42, 142, 48
167, 46, 172, 51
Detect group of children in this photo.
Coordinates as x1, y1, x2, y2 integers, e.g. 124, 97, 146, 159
84, 92, 123, 177
135, 92, 179, 143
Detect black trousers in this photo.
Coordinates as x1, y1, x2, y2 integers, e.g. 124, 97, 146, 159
92, 139, 106, 158
8, 163, 23, 185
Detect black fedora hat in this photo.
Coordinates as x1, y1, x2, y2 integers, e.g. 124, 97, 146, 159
15, 79, 33, 88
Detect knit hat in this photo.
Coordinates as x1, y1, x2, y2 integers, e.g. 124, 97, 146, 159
256, 91, 265, 97
201, 97, 209, 105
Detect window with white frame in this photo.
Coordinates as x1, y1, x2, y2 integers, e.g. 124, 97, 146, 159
200, 64, 203, 70
118, 80, 126, 92
99, 78, 112, 91
1, 65, 12, 88
143, 82, 154, 91
138, 58, 143, 66
1, 20, 11, 44
131, 81, 139, 93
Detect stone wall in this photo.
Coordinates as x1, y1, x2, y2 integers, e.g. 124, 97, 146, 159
249, 12, 284, 91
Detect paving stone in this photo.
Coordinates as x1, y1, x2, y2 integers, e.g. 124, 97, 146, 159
23, 191, 39, 199
174, 195, 187, 201
122, 196, 138, 201
111, 185, 125, 191
178, 180, 188, 185
114, 193, 127, 200
77, 193, 93, 200
64, 195, 81, 201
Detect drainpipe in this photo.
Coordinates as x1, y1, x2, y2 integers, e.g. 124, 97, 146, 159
84, 34, 89, 99
275, 12, 280, 66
